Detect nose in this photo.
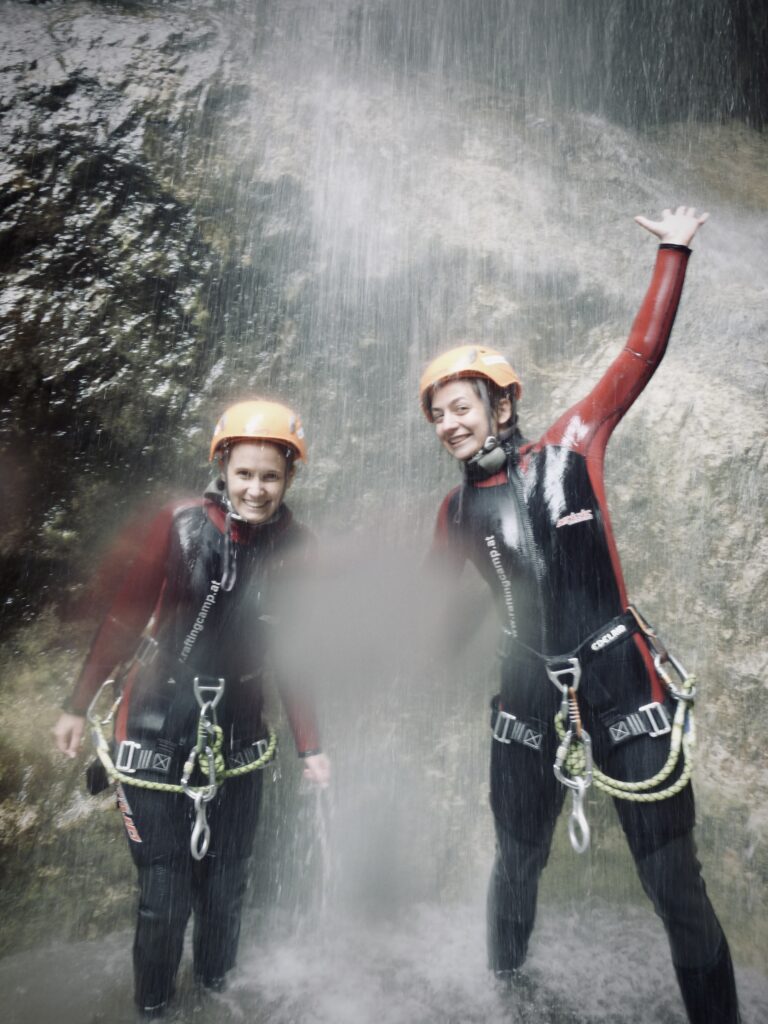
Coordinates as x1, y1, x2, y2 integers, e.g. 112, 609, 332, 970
437, 411, 458, 435
247, 475, 267, 498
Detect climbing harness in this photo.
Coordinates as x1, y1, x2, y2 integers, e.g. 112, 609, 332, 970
86, 676, 277, 861
493, 605, 697, 855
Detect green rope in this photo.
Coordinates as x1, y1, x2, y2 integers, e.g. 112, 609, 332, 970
553, 675, 696, 803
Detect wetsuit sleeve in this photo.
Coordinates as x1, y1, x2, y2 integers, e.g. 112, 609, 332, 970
64, 506, 177, 715
281, 692, 322, 757
539, 244, 691, 461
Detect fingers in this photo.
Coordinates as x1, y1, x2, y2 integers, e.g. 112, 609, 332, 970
52, 714, 85, 758
635, 206, 710, 246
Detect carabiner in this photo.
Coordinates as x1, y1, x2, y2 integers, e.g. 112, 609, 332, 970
553, 727, 593, 789
190, 791, 211, 861
568, 777, 591, 854
654, 651, 696, 703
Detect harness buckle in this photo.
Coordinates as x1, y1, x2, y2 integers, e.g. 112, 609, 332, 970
492, 708, 517, 744
115, 740, 141, 774
639, 701, 672, 738
545, 657, 582, 694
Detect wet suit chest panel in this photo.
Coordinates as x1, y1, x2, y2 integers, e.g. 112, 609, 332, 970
128, 507, 287, 745
452, 446, 623, 654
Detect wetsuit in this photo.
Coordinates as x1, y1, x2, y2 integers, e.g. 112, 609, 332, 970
431, 245, 739, 1023
67, 494, 320, 1011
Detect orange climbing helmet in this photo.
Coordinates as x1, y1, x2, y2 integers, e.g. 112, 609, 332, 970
419, 344, 522, 420
209, 400, 307, 462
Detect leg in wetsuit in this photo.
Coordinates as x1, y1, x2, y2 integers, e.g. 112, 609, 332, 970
487, 702, 739, 1023
121, 772, 263, 1012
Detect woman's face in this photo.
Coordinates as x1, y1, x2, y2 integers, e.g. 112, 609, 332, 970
224, 441, 294, 524
430, 379, 510, 461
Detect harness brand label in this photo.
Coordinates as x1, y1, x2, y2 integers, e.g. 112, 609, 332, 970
116, 783, 142, 844
556, 508, 594, 529
590, 623, 627, 652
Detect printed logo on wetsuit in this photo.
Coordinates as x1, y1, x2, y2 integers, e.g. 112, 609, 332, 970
116, 783, 142, 844
590, 623, 627, 652
556, 508, 594, 529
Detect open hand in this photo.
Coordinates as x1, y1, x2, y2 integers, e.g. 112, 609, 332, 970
634, 206, 709, 247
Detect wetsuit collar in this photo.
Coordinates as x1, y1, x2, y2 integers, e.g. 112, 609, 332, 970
463, 430, 519, 482
203, 488, 292, 544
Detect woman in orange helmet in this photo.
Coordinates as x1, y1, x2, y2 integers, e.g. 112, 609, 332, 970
420, 208, 739, 1023
53, 399, 329, 1018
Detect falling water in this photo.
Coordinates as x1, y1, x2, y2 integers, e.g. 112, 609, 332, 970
1, 1, 767, 1021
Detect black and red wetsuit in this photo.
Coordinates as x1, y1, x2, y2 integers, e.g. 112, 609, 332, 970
431, 245, 738, 1023
68, 493, 320, 1010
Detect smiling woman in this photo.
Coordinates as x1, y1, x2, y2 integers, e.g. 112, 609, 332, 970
224, 443, 294, 525
420, 208, 741, 1024
52, 397, 329, 1019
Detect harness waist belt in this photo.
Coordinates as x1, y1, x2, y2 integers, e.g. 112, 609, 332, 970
115, 736, 271, 776
490, 697, 543, 751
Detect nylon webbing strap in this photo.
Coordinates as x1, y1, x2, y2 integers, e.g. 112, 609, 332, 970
499, 610, 639, 669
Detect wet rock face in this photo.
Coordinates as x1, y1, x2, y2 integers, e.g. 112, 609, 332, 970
0, 1, 230, 617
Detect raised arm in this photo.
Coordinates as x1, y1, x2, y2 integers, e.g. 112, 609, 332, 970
539, 207, 708, 460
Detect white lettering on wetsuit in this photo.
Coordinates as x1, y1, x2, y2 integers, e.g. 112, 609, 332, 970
590, 623, 627, 652
485, 534, 518, 635
179, 580, 221, 663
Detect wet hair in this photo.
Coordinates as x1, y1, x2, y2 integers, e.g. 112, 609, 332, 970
468, 379, 519, 432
